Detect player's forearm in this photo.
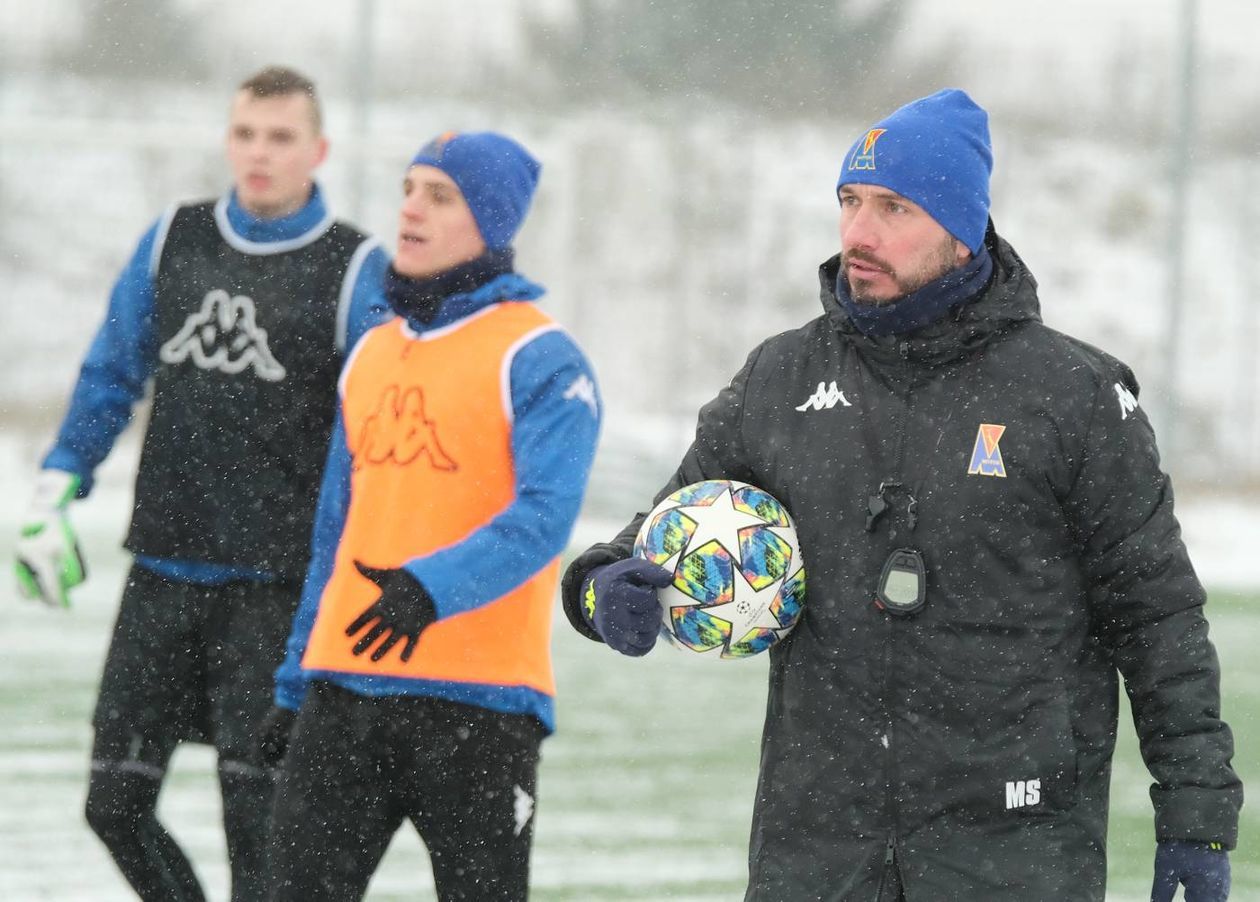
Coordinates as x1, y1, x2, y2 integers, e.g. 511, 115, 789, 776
43, 230, 159, 492
406, 485, 586, 618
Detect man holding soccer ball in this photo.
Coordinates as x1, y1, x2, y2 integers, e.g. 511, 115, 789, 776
564, 89, 1240, 901
260, 131, 601, 900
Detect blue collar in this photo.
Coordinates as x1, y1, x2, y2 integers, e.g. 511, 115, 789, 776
223, 183, 329, 245
835, 244, 994, 338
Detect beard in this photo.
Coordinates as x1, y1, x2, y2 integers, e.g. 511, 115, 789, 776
844, 236, 961, 306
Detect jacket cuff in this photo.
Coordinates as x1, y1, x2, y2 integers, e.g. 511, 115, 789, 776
561, 543, 630, 642
1153, 784, 1242, 849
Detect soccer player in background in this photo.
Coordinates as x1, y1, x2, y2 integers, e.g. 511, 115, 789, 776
14, 66, 389, 900
258, 131, 601, 900
563, 90, 1240, 901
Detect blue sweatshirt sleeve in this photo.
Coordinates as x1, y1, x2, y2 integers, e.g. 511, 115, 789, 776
403, 328, 602, 617
338, 239, 391, 354
274, 408, 353, 711
42, 215, 170, 495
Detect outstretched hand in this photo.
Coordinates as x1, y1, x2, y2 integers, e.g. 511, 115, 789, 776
346, 562, 437, 663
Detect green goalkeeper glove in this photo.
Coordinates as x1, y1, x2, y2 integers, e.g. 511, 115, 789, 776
15, 470, 86, 608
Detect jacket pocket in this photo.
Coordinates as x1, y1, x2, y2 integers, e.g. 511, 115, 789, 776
900, 680, 1080, 824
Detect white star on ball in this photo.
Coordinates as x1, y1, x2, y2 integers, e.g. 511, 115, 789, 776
670, 486, 767, 565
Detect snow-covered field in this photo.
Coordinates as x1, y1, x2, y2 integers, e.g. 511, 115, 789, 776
1, 432, 1257, 900
0, 445, 765, 900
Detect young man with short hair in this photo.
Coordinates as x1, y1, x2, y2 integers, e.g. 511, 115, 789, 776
15, 66, 389, 901
261, 131, 601, 901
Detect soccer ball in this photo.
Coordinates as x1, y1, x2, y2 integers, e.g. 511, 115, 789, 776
633, 479, 806, 660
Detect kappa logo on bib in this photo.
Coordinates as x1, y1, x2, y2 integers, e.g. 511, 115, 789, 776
160, 289, 286, 381
353, 384, 458, 472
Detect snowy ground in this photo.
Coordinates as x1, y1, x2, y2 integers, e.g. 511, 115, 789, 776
1, 430, 1257, 899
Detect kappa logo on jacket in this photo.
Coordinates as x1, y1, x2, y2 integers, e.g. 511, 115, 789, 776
563, 374, 599, 416
353, 384, 458, 472
795, 381, 852, 412
967, 423, 1007, 477
513, 785, 535, 837
159, 288, 286, 381
1114, 382, 1139, 420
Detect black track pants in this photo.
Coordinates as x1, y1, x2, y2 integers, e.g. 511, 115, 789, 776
267, 682, 544, 901
85, 730, 205, 902
88, 565, 297, 901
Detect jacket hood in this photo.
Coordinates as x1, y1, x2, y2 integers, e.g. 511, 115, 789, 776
819, 221, 1041, 366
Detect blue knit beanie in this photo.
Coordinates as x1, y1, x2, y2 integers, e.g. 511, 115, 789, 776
837, 89, 992, 254
410, 131, 541, 250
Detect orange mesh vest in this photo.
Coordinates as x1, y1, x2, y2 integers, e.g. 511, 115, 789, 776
301, 304, 559, 694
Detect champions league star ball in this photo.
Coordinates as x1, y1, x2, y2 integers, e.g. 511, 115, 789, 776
634, 479, 806, 660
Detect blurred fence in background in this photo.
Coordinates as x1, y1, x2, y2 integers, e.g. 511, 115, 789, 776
3, 0, 1259, 505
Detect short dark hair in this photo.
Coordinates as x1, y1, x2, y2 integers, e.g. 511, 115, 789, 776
237, 66, 322, 133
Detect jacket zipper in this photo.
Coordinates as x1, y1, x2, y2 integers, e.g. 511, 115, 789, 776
879, 616, 899, 898
879, 342, 916, 889
873, 834, 897, 900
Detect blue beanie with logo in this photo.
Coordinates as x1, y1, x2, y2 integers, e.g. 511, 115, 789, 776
837, 89, 992, 254
410, 131, 541, 250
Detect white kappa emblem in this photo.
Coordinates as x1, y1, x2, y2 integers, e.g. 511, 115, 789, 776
160, 289, 286, 381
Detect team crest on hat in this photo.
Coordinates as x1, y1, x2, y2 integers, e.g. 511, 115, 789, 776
849, 128, 887, 171
967, 423, 1007, 478
420, 130, 459, 159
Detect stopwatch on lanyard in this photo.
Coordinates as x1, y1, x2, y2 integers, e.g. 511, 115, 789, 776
865, 479, 926, 617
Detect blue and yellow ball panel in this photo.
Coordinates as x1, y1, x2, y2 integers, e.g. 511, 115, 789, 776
739, 528, 793, 589
771, 569, 806, 625
675, 540, 735, 604
672, 480, 730, 507
727, 626, 779, 658
670, 605, 734, 653
732, 485, 791, 527
635, 507, 698, 565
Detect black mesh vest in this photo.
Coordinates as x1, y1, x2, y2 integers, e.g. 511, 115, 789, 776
126, 200, 371, 579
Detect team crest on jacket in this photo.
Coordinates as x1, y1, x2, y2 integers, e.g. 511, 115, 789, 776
848, 128, 888, 171
160, 288, 286, 381
353, 384, 457, 472
967, 424, 1007, 478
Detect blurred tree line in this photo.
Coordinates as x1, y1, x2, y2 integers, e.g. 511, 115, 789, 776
514, 0, 913, 114
59, 0, 211, 82
45, 0, 916, 118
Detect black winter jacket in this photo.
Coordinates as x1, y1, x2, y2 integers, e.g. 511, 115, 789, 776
562, 227, 1242, 901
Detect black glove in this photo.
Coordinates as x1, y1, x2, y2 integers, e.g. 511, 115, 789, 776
1151, 840, 1231, 902
584, 557, 673, 657
346, 562, 438, 663
255, 706, 297, 769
